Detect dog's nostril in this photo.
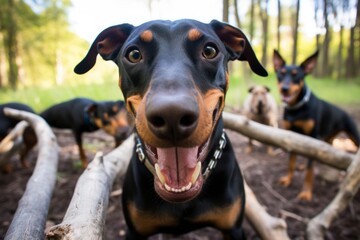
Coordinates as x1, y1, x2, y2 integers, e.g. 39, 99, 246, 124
149, 116, 165, 128
180, 114, 197, 127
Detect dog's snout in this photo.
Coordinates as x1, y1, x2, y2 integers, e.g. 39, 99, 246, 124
281, 85, 290, 94
146, 94, 199, 142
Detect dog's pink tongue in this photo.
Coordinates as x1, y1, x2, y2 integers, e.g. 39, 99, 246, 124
157, 147, 198, 187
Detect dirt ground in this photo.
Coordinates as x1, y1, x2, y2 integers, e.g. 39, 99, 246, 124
1, 106, 360, 240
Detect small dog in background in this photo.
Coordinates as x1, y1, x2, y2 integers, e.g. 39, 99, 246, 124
243, 85, 278, 155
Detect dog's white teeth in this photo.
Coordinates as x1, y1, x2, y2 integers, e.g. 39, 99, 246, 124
191, 161, 201, 184
164, 182, 192, 193
155, 163, 166, 185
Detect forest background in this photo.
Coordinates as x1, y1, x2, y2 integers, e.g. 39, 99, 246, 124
0, 0, 359, 111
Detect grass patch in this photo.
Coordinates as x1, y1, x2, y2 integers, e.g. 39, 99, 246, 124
0, 80, 123, 112
226, 70, 360, 109
1, 71, 359, 112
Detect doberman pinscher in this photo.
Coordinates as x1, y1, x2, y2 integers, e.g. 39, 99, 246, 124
273, 49, 360, 201
74, 19, 267, 239
0, 102, 37, 172
40, 97, 133, 167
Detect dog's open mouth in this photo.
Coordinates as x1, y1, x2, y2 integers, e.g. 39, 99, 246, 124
281, 93, 295, 104
144, 138, 211, 203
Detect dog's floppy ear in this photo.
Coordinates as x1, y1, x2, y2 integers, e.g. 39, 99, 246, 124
273, 49, 286, 71
85, 103, 98, 117
264, 86, 270, 92
74, 24, 134, 74
210, 20, 268, 77
248, 86, 254, 93
300, 50, 319, 75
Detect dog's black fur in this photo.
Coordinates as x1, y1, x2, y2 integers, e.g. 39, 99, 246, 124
40, 97, 132, 167
75, 19, 267, 239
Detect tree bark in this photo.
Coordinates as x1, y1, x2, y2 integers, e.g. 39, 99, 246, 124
321, 0, 331, 77
222, 112, 354, 170
277, 0, 282, 51
222, 0, 229, 22
292, 0, 300, 65
45, 134, 135, 240
260, 0, 269, 67
307, 149, 360, 239
249, 0, 256, 42
3, 0, 19, 89
3, 108, 59, 240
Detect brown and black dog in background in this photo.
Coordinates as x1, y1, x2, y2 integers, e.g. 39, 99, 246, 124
75, 19, 268, 239
273, 49, 360, 201
243, 85, 278, 155
40, 98, 133, 167
0, 102, 37, 173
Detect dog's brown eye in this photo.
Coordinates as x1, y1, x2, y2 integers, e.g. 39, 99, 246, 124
126, 48, 142, 63
202, 44, 218, 59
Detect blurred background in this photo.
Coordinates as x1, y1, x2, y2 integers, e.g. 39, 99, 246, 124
0, 0, 359, 111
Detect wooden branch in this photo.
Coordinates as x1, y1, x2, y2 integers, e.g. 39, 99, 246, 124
244, 180, 290, 240
0, 121, 28, 167
45, 134, 135, 240
306, 149, 360, 240
4, 108, 59, 240
223, 111, 354, 170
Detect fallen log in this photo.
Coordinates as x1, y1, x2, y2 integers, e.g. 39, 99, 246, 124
45, 134, 134, 239
223, 111, 354, 170
244, 180, 290, 240
0, 121, 28, 168
307, 149, 360, 240
4, 108, 59, 240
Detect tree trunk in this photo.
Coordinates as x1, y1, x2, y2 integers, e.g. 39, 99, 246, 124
3, 0, 19, 89
223, 0, 229, 22
337, 26, 344, 80
3, 108, 59, 240
260, 0, 269, 67
321, 0, 331, 77
233, 0, 241, 28
292, 0, 300, 65
249, 0, 256, 42
346, 0, 359, 78
277, 0, 282, 51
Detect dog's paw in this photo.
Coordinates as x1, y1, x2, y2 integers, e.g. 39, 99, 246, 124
279, 175, 292, 187
296, 190, 312, 201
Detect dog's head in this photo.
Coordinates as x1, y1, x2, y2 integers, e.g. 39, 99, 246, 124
247, 85, 271, 115
273, 49, 318, 106
86, 100, 133, 145
75, 20, 267, 202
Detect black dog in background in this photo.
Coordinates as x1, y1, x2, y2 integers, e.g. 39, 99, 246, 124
40, 97, 133, 167
274, 49, 360, 201
0, 103, 37, 172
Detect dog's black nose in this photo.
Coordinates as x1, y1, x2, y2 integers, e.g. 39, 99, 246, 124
146, 93, 199, 142
281, 85, 289, 94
